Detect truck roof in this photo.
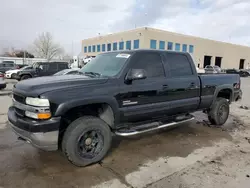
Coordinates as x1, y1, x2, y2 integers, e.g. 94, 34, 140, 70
101, 49, 190, 55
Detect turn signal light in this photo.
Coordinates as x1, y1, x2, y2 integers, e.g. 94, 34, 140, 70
37, 113, 51, 119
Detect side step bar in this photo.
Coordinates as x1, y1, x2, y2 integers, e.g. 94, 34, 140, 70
115, 117, 194, 136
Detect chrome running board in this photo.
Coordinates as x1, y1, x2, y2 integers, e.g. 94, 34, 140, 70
115, 117, 194, 136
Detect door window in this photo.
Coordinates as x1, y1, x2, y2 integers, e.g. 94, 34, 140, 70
38, 64, 49, 71
165, 53, 193, 77
131, 52, 165, 78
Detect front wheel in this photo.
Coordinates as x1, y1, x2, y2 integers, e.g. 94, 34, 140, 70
62, 116, 112, 167
11, 73, 17, 79
20, 75, 31, 80
208, 98, 229, 126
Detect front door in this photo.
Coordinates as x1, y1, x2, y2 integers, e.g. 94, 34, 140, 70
36, 64, 48, 76
118, 51, 170, 123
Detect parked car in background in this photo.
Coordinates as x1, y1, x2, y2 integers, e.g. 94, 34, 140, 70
83, 56, 95, 65
8, 49, 242, 166
16, 62, 69, 81
225, 69, 249, 77
0, 72, 6, 90
0, 60, 15, 73
204, 65, 221, 73
5, 66, 33, 79
54, 68, 80, 76
196, 67, 205, 73
240, 69, 250, 76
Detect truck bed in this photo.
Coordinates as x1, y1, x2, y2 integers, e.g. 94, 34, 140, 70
199, 73, 240, 87
198, 73, 241, 109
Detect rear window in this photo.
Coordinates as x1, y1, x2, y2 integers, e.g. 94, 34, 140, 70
0, 63, 14, 67
3, 61, 14, 64
165, 53, 193, 77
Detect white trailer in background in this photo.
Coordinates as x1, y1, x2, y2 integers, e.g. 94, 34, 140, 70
0, 56, 47, 65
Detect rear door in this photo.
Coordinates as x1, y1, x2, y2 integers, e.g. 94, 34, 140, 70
162, 52, 200, 114
118, 51, 170, 122
47, 63, 58, 75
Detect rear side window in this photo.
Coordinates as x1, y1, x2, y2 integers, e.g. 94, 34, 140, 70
49, 64, 58, 71
58, 63, 68, 70
165, 53, 193, 77
131, 52, 165, 78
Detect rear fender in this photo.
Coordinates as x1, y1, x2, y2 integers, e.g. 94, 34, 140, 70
213, 84, 234, 104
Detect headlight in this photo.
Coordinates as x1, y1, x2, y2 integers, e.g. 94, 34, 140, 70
25, 97, 50, 107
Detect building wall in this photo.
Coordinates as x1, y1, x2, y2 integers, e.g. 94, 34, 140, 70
144, 28, 250, 69
81, 27, 250, 69
82, 28, 147, 56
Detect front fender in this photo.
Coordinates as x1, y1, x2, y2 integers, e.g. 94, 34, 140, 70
54, 96, 120, 124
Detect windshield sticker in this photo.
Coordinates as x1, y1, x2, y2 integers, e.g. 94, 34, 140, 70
116, 54, 131, 58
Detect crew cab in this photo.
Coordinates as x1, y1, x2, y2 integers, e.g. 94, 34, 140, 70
8, 49, 242, 167
16, 61, 69, 80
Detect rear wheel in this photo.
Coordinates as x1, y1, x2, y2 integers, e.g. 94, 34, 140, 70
62, 116, 112, 167
20, 75, 31, 80
208, 98, 229, 126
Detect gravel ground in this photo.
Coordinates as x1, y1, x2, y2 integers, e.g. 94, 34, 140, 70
0, 78, 250, 188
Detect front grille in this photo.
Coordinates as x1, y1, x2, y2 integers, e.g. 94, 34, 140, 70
13, 93, 25, 104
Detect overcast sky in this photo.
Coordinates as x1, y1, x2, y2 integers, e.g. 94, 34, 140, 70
1, 0, 250, 56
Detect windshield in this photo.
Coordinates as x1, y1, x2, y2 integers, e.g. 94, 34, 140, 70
79, 52, 132, 77
32, 62, 39, 68
20, 66, 32, 70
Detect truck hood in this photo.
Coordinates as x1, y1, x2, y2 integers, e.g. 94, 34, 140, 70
5, 69, 19, 74
14, 75, 108, 96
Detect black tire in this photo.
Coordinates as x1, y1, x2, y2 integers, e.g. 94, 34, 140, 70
208, 115, 216, 125
20, 75, 31, 80
62, 116, 112, 167
208, 98, 229, 126
11, 73, 17, 79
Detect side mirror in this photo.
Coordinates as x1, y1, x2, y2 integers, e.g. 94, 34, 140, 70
126, 69, 147, 81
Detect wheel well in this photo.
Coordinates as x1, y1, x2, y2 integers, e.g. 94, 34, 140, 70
217, 89, 232, 101
58, 103, 115, 147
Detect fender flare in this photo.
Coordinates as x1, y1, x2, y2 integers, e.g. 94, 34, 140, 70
212, 84, 234, 104
54, 96, 120, 127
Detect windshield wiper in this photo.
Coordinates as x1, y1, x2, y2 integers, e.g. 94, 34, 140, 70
84, 72, 101, 77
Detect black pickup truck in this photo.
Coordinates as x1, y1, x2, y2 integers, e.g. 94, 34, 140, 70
8, 49, 242, 167
16, 61, 69, 80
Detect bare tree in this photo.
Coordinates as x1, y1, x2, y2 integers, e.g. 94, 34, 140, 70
33, 32, 64, 60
